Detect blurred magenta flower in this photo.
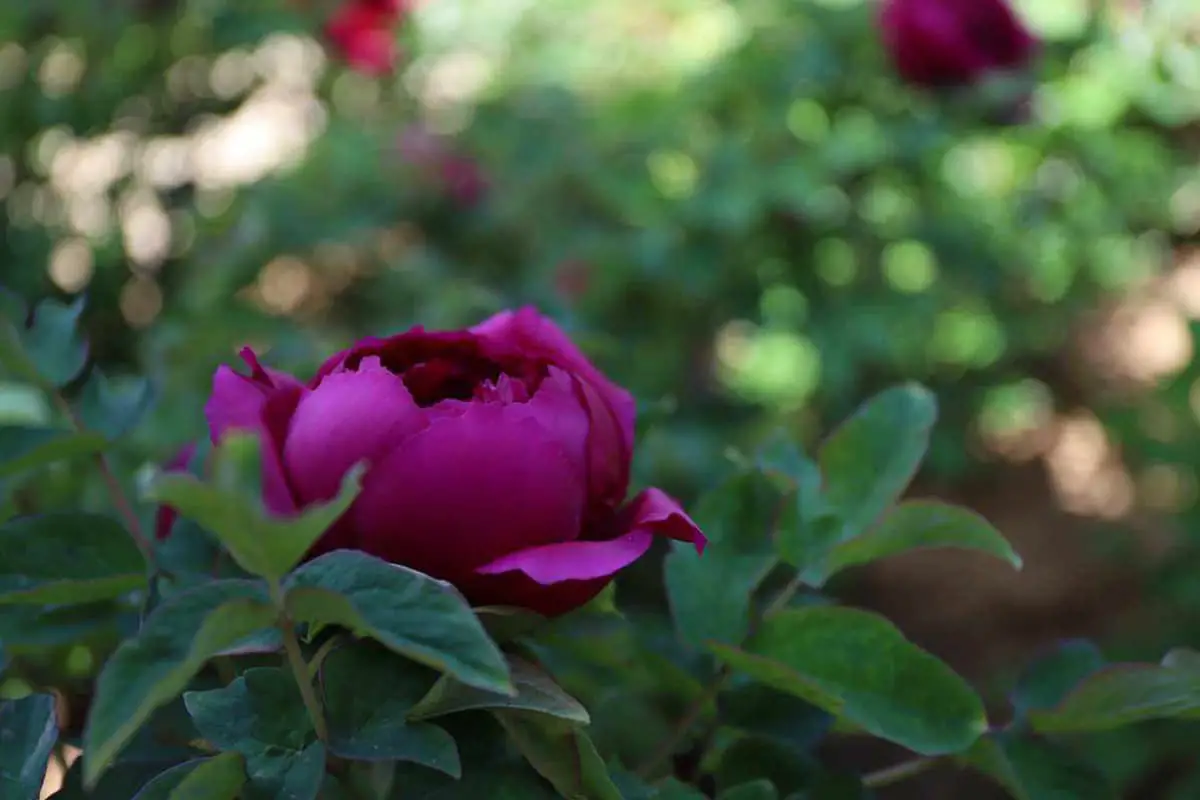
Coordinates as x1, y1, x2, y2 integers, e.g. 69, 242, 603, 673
398, 124, 489, 206
879, 0, 1037, 88
325, 0, 407, 75
194, 308, 706, 616
154, 443, 196, 540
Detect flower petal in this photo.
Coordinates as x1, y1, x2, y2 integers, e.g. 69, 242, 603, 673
204, 349, 304, 515
350, 401, 583, 582
473, 307, 636, 507
466, 487, 706, 616
283, 356, 427, 506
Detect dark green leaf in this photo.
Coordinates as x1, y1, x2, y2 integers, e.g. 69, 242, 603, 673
0, 601, 125, 647
710, 607, 987, 755
719, 780, 778, 800
22, 298, 89, 388
965, 733, 1116, 800
83, 580, 275, 787
388, 760, 558, 799
342, 762, 396, 800
1029, 664, 1200, 733
0, 426, 108, 480
494, 710, 623, 800
148, 435, 365, 582
410, 654, 589, 725
320, 643, 460, 773
0, 513, 146, 604
719, 680, 833, 750
474, 606, 547, 642
757, 436, 837, 569
805, 501, 1021, 585
0, 693, 58, 800
78, 371, 156, 441
712, 736, 820, 797
665, 470, 782, 648
130, 753, 247, 800
1161, 648, 1200, 670
51, 758, 183, 800
285, 550, 511, 694
183, 668, 325, 800
817, 384, 937, 542
1012, 640, 1106, 717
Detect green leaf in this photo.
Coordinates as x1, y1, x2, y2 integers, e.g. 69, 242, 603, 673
0, 601, 127, 647
51, 758, 184, 800
285, 550, 511, 694
1161, 647, 1200, 669
148, 435, 365, 582
78, 371, 156, 441
665, 470, 782, 648
494, 711, 623, 800
709, 607, 987, 755
719, 680, 832, 750
1028, 664, 1200, 733
183, 668, 326, 800
83, 580, 276, 787
474, 606, 547, 642
409, 654, 589, 725
130, 754, 247, 800
320, 642, 460, 774
0, 693, 58, 800
757, 436, 838, 570
818, 384, 937, 542
0, 426, 108, 480
0, 513, 146, 604
960, 736, 1029, 800
1012, 640, 1105, 717
805, 501, 1022, 585
22, 297, 89, 388
718, 780, 778, 800
965, 733, 1116, 800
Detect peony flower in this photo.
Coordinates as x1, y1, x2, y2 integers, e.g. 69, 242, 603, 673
878, 0, 1037, 88
325, 0, 407, 75
194, 308, 706, 616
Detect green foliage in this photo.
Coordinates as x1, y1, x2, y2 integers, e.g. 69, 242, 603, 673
149, 434, 365, 583
711, 607, 988, 755
320, 643, 460, 771
0, 513, 146, 604
0, 0, 1197, 794
284, 551, 512, 694
0, 694, 59, 800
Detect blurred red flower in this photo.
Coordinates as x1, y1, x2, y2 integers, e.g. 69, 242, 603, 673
879, 0, 1037, 88
325, 0, 409, 75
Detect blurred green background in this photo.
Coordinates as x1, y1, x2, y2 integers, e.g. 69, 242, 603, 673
4, 0, 1200, 796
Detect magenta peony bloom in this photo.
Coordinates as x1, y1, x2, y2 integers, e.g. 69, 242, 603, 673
879, 0, 1037, 88
325, 0, 407, 75
195, 308, 706, 616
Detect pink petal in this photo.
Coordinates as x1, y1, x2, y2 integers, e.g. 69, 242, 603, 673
466, 487, 706, 616
282, 356, 427, 506
350, 401, 584, 583
203, 348, 304, 516
472, 307, 636, 507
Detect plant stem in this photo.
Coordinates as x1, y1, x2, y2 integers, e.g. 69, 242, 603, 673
635, 671, 728, 778
272, 582, 329, 742
862, 756, 940, 789
635, 566, 810, 778
51, 393, 156, 566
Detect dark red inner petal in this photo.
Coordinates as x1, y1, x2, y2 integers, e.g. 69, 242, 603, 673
333, 328, 546, 407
